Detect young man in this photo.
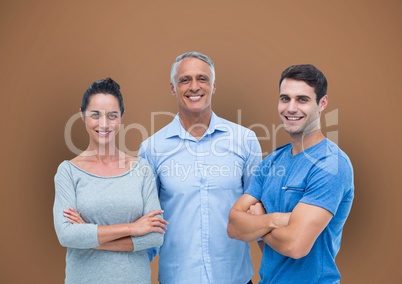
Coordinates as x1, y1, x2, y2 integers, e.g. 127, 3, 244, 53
139, 52, 262, 284
227, 64, 354, 283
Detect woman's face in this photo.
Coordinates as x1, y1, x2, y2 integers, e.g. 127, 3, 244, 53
82, 93, 121, 148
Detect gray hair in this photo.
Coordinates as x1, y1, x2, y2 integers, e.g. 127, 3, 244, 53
170, 51, 215, 87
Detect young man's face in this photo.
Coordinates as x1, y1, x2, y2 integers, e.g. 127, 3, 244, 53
278, 78, 327, 137
170, 57, 216, 116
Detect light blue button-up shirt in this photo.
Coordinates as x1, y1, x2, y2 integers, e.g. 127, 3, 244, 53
139, 112, 262, 284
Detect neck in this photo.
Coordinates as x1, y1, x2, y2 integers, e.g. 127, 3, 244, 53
290, 129, 325, 155
179, 110, 212, 140
85, 142, 122, 162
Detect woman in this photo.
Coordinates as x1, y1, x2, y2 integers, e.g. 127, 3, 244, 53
53, 78, 167, 284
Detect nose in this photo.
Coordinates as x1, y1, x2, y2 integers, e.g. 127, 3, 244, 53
189, 79, 200, 93
99, 113, 108, 128
287, 100, 298, 113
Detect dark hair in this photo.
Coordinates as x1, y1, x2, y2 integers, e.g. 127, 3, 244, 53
279, 64, 328, 104
81, 77, 125, 115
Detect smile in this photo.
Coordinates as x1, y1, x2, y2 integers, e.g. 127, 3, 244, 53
285, 116, 303, 121
96, 131, 112, 135
186, 95, 203, 102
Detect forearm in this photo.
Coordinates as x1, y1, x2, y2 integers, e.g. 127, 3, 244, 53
131, 232, 164, 252
95, 232, 164, 252
96, 212, 166, 246
55, 223, 100, 249
62, 207, 166, 249
58, 221, 131, 248
227, 210, 279, 242
262, 226, 302, 258
97, 223, 131, 245
95, 236, 134, 251
76, 222, 164, 252
262, 203, 332, 259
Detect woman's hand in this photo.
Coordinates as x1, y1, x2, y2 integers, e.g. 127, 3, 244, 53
64, 208, 87, 224
64, 208, 168, 237
129, 210, 168, 236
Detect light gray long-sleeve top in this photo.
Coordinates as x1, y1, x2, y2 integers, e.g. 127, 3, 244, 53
53, 157, 163, 284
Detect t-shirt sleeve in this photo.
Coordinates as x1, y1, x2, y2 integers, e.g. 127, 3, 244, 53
300, 155, 353, 215
245, 158, 269, 201
53, 162, 99, 249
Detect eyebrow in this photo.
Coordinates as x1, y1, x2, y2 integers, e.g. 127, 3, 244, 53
88, 110, 120, 113
88, 109, 119, 111
297, 95, 311, 100
178, 75, 190, 80
179, 73, 210, 79
279, 94, 311, 99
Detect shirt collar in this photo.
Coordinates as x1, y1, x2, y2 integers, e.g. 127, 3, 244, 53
165, 112, 228, 140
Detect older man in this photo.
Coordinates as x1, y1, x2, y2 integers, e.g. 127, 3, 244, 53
139, 52, 262, 284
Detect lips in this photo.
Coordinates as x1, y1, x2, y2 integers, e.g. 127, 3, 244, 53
285, 116, 303, 121
96, 130, 112, 136
185, 94, 204, 102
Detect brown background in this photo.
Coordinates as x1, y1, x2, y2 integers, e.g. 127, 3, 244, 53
1, 0, 401, 283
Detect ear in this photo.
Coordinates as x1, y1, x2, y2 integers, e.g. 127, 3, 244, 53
80, 108, 85, 122
318, 95, 328, 113
212, 82, 216, 95
170, 83, 176, 96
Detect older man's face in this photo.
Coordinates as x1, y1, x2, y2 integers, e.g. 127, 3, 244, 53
171, 57, 216, 117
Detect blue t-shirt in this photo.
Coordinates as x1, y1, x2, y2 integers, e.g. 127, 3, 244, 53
246, 139, 354, 284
